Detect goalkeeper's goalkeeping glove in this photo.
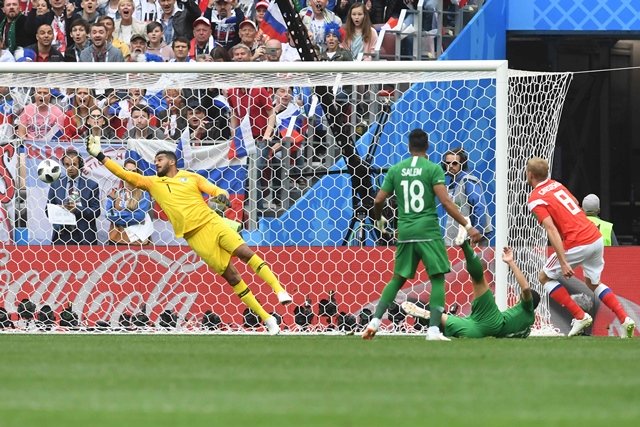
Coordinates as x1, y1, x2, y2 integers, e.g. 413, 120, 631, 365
86, 135, 105, 162
208, 194, 231, 215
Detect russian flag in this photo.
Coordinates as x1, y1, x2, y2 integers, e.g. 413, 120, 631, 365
228, 115, 256, 159
260, 1, 288, 43
277, 103, 306, 145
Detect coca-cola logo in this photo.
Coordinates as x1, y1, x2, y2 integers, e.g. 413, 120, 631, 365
0, 248, 206, 326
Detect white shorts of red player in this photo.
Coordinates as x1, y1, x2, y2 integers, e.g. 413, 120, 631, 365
543, 237, 604, 282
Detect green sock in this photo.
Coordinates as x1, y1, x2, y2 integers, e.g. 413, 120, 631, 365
373, 276, 405, 319
429, 274, 445, 327
462, 242, 484, 283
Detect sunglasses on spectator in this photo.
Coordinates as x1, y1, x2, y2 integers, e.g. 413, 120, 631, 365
444, 161, 460, 166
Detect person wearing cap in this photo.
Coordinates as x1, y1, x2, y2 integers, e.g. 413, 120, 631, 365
188, 16, 219, 59
158, 0, 201, 44
253, 0, 270, 44
238, 18, 263, 59
128, 32, 148, 61
582, 194, 618, 246
207, 0, 243, 50
114, 0, 146, 44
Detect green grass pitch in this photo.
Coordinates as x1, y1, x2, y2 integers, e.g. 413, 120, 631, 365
1, 335, 638, 427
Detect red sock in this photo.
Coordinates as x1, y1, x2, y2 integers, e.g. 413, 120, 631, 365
545, 282, 586, 319
595, 284, 628, 322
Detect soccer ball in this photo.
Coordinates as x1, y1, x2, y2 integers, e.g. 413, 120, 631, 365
37, 159, 62, 184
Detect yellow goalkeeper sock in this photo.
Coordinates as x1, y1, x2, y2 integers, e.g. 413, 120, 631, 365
247, 254, 284, 294
233, 280, 270, 322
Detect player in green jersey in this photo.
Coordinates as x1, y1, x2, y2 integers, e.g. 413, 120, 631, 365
362, 128, 482, 341
402, 243, 540, 339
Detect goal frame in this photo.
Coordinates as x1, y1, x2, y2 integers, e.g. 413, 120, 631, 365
0, 59, 510, 313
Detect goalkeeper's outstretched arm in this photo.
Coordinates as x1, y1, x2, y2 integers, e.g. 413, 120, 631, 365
86, 136, 150, 190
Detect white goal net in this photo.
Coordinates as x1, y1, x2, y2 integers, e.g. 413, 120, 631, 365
0, 61, 572, 334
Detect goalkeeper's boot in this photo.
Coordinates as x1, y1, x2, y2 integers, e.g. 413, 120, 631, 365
567, 313, 592, 337
264, 316, 281, 335
277, 290, 293, 305
362, 317, 381, 340
454, 216, 471, 246
622, 317, 636, 339
426, 326, 451, 341
401, 301, 431, 321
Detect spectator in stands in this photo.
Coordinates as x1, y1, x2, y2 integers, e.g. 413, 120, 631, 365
86, 106, 118, 140
256, 86, 306, 209
343, 2, 377, 60
146, 21, 174, 60
262, 38, 281, 62
34, 0, 50, 16
127, 104, 165, 139
0, 86, 17, 139
189, 16, 218, 59
208, 0, 242, 50
79, 0, 100, 24
0, 0, 35, 53
334, 0, 353, 23
238, 18, 264, 60
114, 0, 146, 43
96, 15, 131, 58
28, 0, 79, 55
229, 41, 251, 61
210, 44, 230, 61
319, 22, 352, 60
442, 147, 493, 245
279, 31, 301, 62
62, 87, 97, 140
16, 87, 65, 141
169, 35, 191, 61
157, 88, 187, 140
299, 0, 342, 52
183, 100, 230, 143
46, 148, 101, 245
133, 0, 162, 22
158, 0, 201, 44
127, 32, 151, 61
253, 0, 269, 45
106, 158, 153, 245
227, 78, 275, 209
582, 194, 618, 246
99, 0, 122, 20
0, 34, 15, 62
24, 23, 65, 61
65, 18, 90, 61
79, 21, 125, 62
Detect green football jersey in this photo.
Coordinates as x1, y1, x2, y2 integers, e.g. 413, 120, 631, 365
381, 156, 445, 242
496, 298, 535, 338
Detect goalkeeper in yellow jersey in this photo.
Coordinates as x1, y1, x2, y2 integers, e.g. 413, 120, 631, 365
86, 137, 291, 335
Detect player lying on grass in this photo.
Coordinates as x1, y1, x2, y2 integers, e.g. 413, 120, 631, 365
403, 243, 540, 338
86, 137, 291, 335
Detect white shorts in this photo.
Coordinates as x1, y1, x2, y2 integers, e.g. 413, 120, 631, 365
543, 237, 604, 283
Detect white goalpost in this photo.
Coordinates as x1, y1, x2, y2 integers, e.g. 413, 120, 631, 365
0, 61, 571, 334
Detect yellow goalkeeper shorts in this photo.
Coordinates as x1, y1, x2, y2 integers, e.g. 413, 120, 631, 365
185, 218, 245, 275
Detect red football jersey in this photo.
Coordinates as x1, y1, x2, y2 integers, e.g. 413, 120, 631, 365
527, 179, 601, 249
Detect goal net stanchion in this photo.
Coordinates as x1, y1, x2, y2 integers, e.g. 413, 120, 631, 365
0, 61, 571, 334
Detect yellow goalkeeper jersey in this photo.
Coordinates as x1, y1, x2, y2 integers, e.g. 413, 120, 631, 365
104, 159, 228, 238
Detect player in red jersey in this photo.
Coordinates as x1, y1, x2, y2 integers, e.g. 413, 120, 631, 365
526, 157, 635, 338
